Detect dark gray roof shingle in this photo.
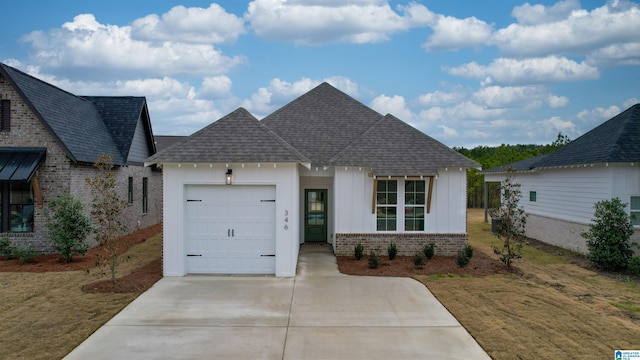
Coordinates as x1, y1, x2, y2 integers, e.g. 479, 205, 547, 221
0, 63, 125, 164
261, 82, 382, 166
146, 108, 310, 163
330, 114, 480, 175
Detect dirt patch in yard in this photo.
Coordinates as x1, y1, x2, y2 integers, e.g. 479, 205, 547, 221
337, 250, 510, 277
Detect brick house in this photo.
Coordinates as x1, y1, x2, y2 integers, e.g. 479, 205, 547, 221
0, 62, 162, 253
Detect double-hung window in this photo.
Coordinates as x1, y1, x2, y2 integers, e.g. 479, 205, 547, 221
631, 196, 640, 226
404, 180, 426, 231
0, 181, 34, 233
376, 180, 397, 231
127, 177, 134, 204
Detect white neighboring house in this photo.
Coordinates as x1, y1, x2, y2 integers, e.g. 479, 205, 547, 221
483, 104, 640, 254
146, 83, 479, 277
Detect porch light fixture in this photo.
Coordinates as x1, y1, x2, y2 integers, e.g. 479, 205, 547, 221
225, 169, 233, 185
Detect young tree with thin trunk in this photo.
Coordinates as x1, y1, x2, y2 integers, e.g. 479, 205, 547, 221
492, 170, 527, 270
86, 154, 127, 283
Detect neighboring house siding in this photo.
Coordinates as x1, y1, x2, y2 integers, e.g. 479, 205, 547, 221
161, 162, 300, 277
127, 117, 152, 164
485, 165, 639, 253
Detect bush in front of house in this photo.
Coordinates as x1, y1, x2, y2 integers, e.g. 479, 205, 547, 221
45, 195, 93, 263
368, 251, 380, 269
413, 253, 426, 268
0, 236, 13, 259
423, 243, 435, 260
456, 245, 474, 268
12, 244, 38, 264
387, 242, 398, 260
628, 256, 640, 276
581, 197, 636, 271
354, 242, 365, 260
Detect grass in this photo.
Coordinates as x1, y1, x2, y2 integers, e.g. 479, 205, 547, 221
0, 232, 162, 360
416, 209, 640, 359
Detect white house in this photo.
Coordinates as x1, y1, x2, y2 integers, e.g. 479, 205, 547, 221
146, 83, 479, 277
483, 104, 640, 253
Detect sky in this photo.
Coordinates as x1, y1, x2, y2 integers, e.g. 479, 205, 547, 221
1, 0, 639, 148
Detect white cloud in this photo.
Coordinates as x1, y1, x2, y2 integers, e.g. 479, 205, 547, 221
199, 76, 233, 99
370, 94, 414, 120
444, 56, 599, 85
546, 94, 569, 108
131, 4, 245, 44
245, 0, 434, 44
493, 1, 640, 57
511, 0, 581, 25
417, 90, 467, 106
20, 14, 246, 80
586, 42, 640, 66
423, 15, 493, 51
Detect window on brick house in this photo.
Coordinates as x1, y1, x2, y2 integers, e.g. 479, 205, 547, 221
142, 177, 148, 214
376, 180, 397, 231
0, 100, 10, 132
127, 177, 133, 204
0, 181, 34, 233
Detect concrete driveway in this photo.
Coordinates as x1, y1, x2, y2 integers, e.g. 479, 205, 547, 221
65, 244, 489, 359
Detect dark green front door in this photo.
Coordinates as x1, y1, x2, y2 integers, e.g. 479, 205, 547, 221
304, 189, 327, 242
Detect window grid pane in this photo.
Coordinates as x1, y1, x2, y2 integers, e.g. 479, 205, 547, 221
404, 180, 425, 231
10, 182, 34, 232
376, 180, 397, 231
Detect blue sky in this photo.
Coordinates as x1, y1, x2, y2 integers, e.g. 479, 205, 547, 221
1, 0, 639, 147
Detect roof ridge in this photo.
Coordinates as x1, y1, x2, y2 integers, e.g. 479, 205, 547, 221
1, 62, 89, 103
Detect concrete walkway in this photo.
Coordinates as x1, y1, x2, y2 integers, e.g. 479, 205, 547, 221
65, 244, 489, 359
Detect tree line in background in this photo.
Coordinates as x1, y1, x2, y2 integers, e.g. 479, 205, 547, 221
456, 133, 571, 209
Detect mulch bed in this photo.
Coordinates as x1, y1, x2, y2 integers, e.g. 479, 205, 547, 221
337, 250, 510, 277
0, 223, 162, 272
81, 258, 163, 294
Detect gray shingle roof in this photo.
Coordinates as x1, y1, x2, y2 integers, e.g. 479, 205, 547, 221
534, 103, 640, 167
482, 103, 640, 174
261, 82, 382, 166
330, 114, 480, 175
146, 108, 310, 164
82, 96, 153, 162
1, 62, 154, 166
154, 135, 186, 152
147, 82, 478, 173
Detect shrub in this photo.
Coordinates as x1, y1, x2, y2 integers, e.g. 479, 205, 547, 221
492, 170, 526, 270
13, 245, 37, 264
413, 253, 426, 268
45, 195, 93, 263
581, 197, 635, 271
456, 248, 471, 268
628, 256, 640, 276
0, 237, 13, 259
368, 251, 380, 269
354, 242, 364, 260
463, 244, 474, 259
387, 242, 398, 260
423, 243, 435, 260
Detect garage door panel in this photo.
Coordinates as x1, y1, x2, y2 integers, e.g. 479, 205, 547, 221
185, 185, 276, 274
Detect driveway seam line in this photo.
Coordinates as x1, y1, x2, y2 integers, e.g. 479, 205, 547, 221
282, 273, 297, 360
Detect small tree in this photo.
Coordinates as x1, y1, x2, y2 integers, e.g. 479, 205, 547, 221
581, 197, 635, 271
492, 170, 526, 270
45, 195, 92, 262
86, 154, 128, 283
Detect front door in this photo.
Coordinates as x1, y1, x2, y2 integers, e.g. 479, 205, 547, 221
304, 189, 327, 242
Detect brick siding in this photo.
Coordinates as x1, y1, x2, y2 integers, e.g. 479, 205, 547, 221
335, 233, 469, 256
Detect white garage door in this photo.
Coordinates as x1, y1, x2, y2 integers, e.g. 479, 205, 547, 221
185, 185, 276, 274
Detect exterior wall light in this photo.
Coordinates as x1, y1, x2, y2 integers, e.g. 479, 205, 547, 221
225, 169, 233, 185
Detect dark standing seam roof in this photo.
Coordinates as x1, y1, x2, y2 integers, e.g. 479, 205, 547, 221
81, 96, 150, 162
482, 103, 640, 174
261, 82, 383, 166
146, 108, 310, 164
0, 148, 47, 181
330, 114, 479, 175
0, 62, 152, 166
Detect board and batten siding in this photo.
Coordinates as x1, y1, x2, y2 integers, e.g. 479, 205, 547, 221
162, 162, 300, 277
334, 167, 468, 234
